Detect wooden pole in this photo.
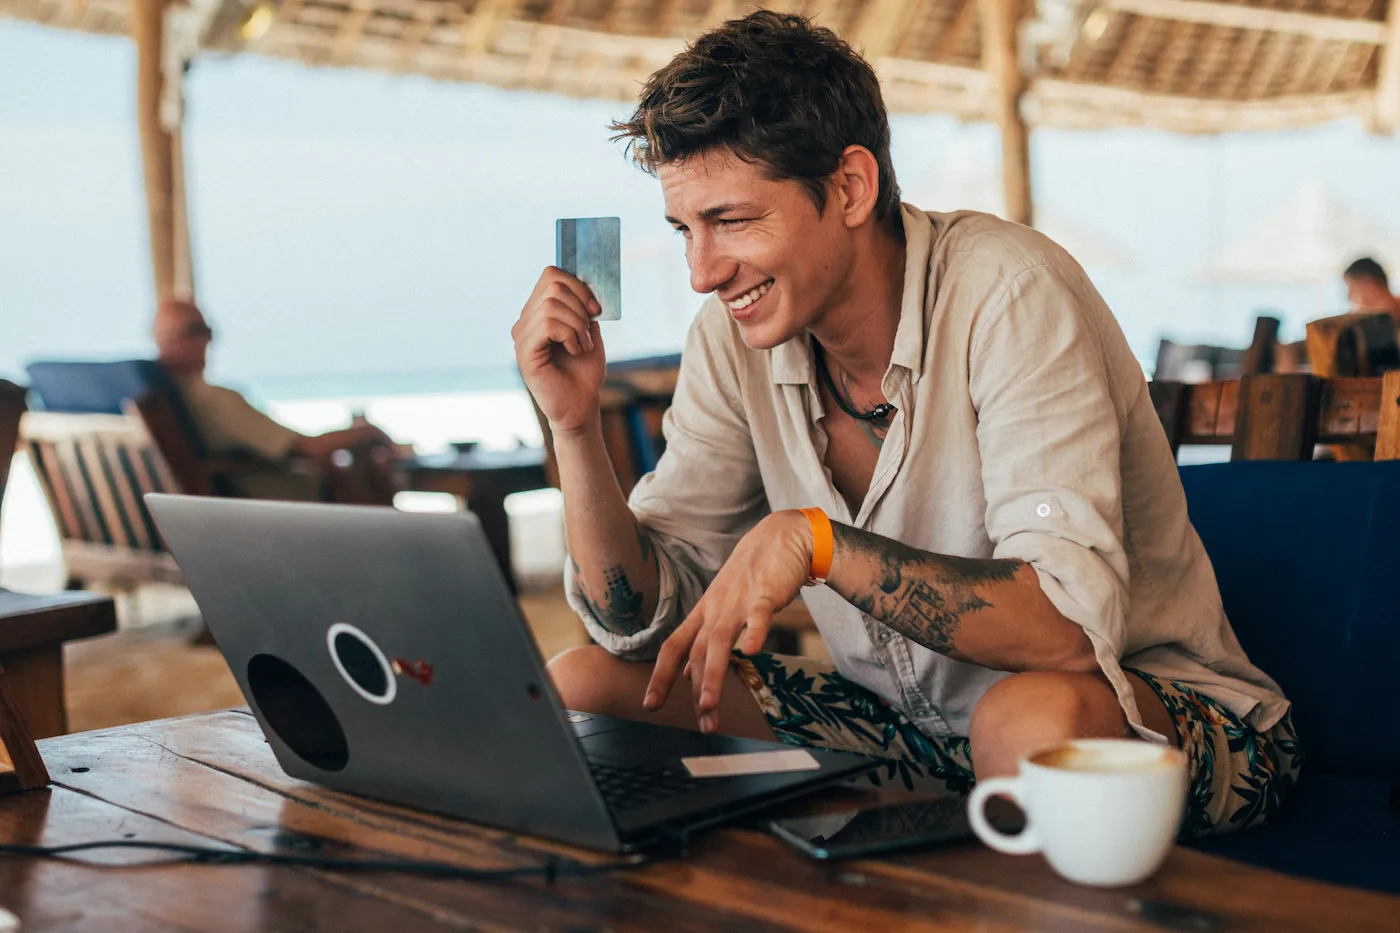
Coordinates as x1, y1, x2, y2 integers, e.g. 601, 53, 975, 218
133, 0, 193, 302
979, 0, 1033, 227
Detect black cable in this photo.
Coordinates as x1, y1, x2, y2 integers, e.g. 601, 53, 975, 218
0, 839, 654, 881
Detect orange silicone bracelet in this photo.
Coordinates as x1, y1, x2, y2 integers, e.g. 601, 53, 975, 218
800, 507, 834, 586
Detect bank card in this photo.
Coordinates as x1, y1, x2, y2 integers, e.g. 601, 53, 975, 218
556, 216, 621, 321
682, 749, 821, 779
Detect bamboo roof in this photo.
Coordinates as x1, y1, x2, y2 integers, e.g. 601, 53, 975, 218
4, 0, 1398, 134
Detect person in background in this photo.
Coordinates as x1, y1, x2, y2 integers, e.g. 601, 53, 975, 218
1343, 258, 1400, 317
153, 298, 393, 501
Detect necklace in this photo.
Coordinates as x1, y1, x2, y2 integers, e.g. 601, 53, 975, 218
813, 340, 896, 423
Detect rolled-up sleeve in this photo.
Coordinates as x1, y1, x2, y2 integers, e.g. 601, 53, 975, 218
967, 261, 1158, 737
565, 305, 768, 660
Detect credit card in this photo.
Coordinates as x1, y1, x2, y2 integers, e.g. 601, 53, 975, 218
556, 216, 621, 321
682, 749, 821, 778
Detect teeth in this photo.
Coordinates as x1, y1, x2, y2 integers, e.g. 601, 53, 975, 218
727, 281, 771, 311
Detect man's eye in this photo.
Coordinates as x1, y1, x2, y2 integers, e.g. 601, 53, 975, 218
718, 218, 749, 227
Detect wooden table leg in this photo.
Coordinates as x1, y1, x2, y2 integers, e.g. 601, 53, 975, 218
0, 645, 66, 740
470, 492, 518, 594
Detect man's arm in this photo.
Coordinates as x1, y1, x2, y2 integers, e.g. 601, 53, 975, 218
826, 521, 1097, 674
554, 417, 660, 636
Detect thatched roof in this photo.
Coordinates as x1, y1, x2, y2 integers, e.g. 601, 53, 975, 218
4, 0, 1398, 134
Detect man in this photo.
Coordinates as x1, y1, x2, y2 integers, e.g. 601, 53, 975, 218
1343, 257, 1400, 316
154, 298, 392, 501
514, 13, 1296, 838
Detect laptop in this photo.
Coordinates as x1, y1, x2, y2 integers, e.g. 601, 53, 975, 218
145, 494, 875, 852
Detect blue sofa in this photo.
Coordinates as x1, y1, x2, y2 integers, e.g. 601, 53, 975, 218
1181, 462, 1400, 894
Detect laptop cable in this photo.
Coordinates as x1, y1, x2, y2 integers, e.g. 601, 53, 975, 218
0, 839, 659, 883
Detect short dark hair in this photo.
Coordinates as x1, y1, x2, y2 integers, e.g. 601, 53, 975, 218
1344, 257, 1388, 287
610, 11, 902, 229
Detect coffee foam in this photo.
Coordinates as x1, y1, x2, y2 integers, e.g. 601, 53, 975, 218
1031, 744, 1176, 773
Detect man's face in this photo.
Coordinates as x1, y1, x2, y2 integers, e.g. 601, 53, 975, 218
660, 150, 855, 350
1345, 275, 1390, 311
154, 303, 214, 375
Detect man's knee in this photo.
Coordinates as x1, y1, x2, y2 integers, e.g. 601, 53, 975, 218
970, 670, 1128, 777
546, 644, 643, 715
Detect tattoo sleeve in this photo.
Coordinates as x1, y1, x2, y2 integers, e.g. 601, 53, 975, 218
829, 522, 1022, 657
573, 528, 660, 637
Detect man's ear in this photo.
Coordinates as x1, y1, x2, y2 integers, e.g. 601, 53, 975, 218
834, 145, 881, 229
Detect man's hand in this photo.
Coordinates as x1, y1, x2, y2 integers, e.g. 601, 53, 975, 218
512, 267, 606, 436
643, 510, 813, 733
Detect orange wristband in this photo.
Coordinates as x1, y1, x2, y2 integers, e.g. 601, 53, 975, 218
800, 507, 834, 586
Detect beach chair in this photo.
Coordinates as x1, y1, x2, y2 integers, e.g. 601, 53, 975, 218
20, 409, 182, 592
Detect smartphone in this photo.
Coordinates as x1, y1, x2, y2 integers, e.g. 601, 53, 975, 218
768, 794, 974, 860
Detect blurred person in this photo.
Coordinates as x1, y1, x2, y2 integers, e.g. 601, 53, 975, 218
514, 12, 1295, 841
154, 298, 393, 501
1343, 257, 1400, 316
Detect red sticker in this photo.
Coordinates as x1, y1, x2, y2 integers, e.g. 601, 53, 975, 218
391, 658, 434, 687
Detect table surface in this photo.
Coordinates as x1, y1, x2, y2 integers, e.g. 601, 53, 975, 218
0, 590, 117, 653
2, 711, 1396, 932
405, 446, 547, 474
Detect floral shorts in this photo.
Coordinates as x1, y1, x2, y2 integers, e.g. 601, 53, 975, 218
733, 652, 1302, 840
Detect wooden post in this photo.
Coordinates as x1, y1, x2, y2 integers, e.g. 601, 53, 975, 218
1232, 374, 1321, 462
132, 0, 193, 303
979, 0, 1032, 227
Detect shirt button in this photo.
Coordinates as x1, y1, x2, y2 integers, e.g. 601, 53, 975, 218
1035, 503, 1052, 518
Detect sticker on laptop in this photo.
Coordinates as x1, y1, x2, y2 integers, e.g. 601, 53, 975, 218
681, 749, 821, 779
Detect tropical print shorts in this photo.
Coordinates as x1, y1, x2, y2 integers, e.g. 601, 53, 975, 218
733, 651, 1302, 840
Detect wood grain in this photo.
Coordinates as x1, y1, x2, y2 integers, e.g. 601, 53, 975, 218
0, 711, 1390, 932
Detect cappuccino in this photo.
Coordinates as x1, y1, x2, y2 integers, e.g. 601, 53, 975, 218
1031, 744, 1176, 773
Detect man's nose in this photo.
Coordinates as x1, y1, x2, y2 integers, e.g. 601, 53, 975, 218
688, 235, 737, 296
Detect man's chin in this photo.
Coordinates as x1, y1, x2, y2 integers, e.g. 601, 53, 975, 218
734, 317, 800, 352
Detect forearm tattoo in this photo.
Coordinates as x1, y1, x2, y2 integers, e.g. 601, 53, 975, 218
831, 523, 1021, 655
573, 529, 658, 637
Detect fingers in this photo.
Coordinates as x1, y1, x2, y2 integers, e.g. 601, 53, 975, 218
514, 268, 601, 361
644, 609, 703, 712
541, 266, 601, 317
738, 598, 774, 656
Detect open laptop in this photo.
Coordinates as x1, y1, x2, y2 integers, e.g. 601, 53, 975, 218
145, 494, 875, 852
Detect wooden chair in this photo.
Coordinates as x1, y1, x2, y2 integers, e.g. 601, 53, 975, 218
1154, 315, 1280, 382
20, 410, 182, 591
1151, 372, 1400, 462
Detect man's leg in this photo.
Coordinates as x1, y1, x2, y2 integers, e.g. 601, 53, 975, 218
547, 645, 778, 742
968, 670, 1179, 778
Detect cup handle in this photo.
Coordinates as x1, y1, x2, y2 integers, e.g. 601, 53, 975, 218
967, 776, 1041, 856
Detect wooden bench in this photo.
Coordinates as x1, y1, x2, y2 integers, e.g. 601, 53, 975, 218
1150, 372, 1400, 461
20, 409, 183, 591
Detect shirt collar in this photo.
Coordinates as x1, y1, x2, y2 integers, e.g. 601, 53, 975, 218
770, 203, 934, 386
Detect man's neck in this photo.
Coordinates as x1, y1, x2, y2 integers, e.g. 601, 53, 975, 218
808, 222, 906, 389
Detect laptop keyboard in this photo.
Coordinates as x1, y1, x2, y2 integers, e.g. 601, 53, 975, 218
587, 760, 731, 813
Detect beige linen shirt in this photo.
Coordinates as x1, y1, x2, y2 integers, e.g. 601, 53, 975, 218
565, 204, 1289, 743
175, 375, 300, 461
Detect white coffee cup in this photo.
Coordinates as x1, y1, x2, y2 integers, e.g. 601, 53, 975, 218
967, 738, 1188, 887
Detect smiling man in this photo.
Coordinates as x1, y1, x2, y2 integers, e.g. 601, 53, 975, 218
512, 12, 1298, 838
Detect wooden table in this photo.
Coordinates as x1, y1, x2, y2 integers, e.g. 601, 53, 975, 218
1, 710, 1395, 932
402, 447, 550, 592
0, 590, 116, 738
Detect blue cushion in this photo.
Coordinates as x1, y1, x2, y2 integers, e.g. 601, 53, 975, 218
27, 360, 174, 415
1180, 462, 1400, 777
26, 360, 206, 457
1191, 773, 1400, 894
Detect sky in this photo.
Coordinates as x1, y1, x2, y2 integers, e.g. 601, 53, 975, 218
4, 20, 1400, 399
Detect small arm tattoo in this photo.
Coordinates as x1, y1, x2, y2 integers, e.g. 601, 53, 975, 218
572, 529, 658, 637
832, 523, 1021, 656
